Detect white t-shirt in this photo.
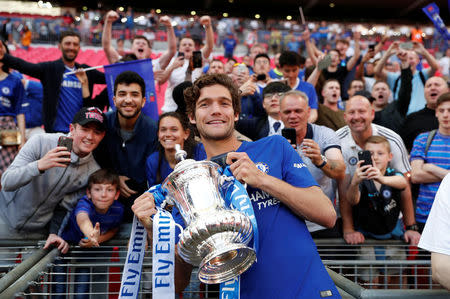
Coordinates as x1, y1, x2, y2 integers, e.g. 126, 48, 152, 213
419, 173, 450, 255
162, 53, 205, 113
336, 123, 411, 177
439, 56, 449, 77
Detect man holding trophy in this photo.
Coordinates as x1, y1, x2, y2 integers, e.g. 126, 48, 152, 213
132, 74, 340, 298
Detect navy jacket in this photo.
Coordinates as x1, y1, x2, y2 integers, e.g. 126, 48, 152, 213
94, 111, 158, 185
1, 54, 105, 132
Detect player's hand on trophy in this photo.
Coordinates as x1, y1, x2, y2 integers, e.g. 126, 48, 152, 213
132, 192, 157, 230
226, 152, 267, 189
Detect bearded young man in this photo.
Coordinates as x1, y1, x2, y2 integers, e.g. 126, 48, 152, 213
132, 74, 340, 298
94, 71, 157, 222
0, 31, 105, 133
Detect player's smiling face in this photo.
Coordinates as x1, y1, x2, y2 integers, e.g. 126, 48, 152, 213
189, 84, 238, 141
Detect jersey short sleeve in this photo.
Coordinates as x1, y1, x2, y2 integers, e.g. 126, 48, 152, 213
74, 197, 94, 216
410, 132, 427, 161
419, 173, 450, 255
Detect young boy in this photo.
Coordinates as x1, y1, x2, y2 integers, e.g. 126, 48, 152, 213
61, 169, 124, 247
278, 51, 318, 122
347, 135, 408, 285
53, 169, 124, 297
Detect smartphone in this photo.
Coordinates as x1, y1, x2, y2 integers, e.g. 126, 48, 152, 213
368, 44, 375, 51
192, 51, 203, 68
281, 128, 297, 148
211, 152, 232, 168
358, 150, 373, 167
178, 52, 185, 57
57, 136, 73, 152
57, 136, 73, 165
318, 54, 332, 71
256, 73, 266, 81
399, 42, 413, 50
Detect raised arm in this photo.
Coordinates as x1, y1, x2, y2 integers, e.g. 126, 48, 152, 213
157, 16, 176, 70
154, 56, 185, 84
396, 60, 413, 116
302, 139, 346, 180
306, 54, 325, 87
76, 212, 100, 247
102, 10, 121, 64
303, 29, 319, 65
0, 43, 43, 79
355, 47, 375, 81
200, 16, 214, 59
346, 32, 361, 70
413, 42, 439, 76
374, 41, 399, 81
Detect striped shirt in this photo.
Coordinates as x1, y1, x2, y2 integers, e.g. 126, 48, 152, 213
336, 123, 411, 178
410, 131, 450, 223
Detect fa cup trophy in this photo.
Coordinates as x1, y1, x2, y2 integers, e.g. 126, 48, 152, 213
161, 145, 256, 284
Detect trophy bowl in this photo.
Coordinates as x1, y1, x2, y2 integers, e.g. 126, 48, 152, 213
162, 159, 256, 284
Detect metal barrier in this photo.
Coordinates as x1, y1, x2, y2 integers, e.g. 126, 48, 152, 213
0, 239, 448, 298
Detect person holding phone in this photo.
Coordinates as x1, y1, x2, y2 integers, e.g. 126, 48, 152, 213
279, 90, 346, 237
346, 136, 419, 285
336, 95, 418, 245
0, 106, 106, 251
158, 16, 214, 113
236, 81, 291, 141
374, 41, 440, 115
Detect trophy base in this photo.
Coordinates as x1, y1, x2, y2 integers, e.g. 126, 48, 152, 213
198, 243, 256, 284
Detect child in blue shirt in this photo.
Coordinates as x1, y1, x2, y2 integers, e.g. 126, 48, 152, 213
61, 169, 124, 246
54, 169, 124, 298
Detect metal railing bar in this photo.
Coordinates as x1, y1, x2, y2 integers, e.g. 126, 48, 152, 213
0, 248, 59, 298
0, 248, 48, 293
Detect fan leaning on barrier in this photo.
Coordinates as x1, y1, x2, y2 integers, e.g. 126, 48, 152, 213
159, 144, 257, 284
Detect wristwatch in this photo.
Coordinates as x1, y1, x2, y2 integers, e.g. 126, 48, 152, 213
406, 224, 419, 232
316, 154, 327, 169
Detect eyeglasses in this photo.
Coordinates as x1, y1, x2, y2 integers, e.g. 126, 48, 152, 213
264, 92, 285, 99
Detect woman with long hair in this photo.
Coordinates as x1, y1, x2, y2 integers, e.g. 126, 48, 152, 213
145, 111, 206, 186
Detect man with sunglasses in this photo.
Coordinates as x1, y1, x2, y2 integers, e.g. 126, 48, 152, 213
236, 81, 291, 141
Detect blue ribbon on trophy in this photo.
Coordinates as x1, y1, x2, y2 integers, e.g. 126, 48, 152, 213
217, 166, 259, 299
119, 148, 258, 299
118, 216, 147, 298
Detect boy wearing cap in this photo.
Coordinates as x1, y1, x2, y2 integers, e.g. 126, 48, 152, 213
0, 107, 106, 252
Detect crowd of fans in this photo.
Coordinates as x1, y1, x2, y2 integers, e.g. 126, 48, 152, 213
0, 6, 449, 295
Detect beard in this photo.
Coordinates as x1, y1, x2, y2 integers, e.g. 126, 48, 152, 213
117, 105, 141, 119
198, 123, 235, 141
62, 50, 77, 62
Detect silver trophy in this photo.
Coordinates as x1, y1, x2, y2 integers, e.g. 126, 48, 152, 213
161, 145, 256, 284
